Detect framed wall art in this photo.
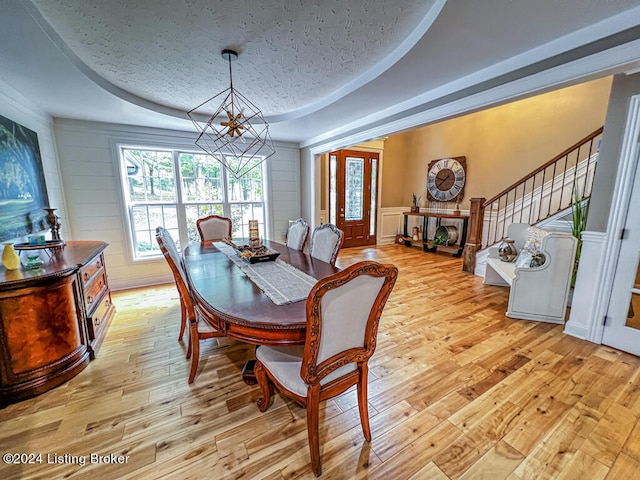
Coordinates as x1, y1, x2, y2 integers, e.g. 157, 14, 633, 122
0, 114, 49, 242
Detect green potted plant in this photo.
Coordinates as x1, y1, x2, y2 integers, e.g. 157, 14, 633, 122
411, 193, 420, 213
570, 187, 590, 288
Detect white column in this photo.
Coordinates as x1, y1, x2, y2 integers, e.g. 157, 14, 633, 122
564, 231, 605, 340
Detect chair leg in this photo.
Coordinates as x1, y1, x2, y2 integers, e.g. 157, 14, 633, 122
306, 384, 322, 477
188, 323, 199, 384
178, 297, 187, 342
186, 322, 193, 360
357, 362, 372, 441
255, 361, 272, 412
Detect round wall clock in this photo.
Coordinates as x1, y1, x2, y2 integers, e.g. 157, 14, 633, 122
426, 156, 466, 203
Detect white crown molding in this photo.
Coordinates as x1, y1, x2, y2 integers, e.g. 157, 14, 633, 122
303, 37, 640, 151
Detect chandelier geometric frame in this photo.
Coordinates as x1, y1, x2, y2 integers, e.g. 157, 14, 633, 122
187, 49, 275, 178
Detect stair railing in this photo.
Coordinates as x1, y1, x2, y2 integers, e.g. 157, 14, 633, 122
462, 127, 603, 273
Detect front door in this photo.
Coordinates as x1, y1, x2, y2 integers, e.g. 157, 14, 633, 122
329, 150, 379, 248
601, 148, 640, 356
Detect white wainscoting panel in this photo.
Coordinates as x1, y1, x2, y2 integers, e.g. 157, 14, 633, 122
379, 207, 407, 244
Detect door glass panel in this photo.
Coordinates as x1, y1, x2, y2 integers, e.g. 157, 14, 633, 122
345, 156, 364, 221
370, 158, 377, 236
625, 261, 640, 330
329, 155, 337, 224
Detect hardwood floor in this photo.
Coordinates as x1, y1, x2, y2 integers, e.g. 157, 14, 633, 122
1, 244, 639, 479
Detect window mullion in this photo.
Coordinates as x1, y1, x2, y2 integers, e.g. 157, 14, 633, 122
174, 150, 190, 248
222, 158, 231, 218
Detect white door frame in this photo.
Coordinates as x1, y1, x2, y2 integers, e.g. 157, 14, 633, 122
586, 95, 640, 344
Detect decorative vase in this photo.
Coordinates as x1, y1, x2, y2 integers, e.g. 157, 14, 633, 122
2, 243, 21, 270
25, 254, 44, 270
44, 207, 62, 241
498, 238, 518, 262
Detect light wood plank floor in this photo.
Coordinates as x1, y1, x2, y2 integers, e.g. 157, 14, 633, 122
1, 245, 639, 479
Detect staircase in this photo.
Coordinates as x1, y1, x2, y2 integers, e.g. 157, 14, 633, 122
462, 127, 603, 275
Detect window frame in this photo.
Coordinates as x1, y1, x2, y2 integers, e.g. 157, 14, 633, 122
117, 143, 268, 261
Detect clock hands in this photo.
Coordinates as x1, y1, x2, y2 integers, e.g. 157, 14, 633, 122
436, 170, 454, 189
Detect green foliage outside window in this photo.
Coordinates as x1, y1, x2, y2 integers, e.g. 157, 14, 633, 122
121, 147, 265, 258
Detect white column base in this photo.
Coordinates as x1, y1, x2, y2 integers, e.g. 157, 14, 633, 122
564, 231, 605, 340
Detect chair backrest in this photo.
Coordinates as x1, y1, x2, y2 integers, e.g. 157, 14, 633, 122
196, 215, 232, 242
156, 227, 195, 318
285, 218, 309, 251
309, 223, 344, 265
301, 261, 398, 384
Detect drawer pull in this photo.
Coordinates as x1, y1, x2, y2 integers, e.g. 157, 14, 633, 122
87, 296, 94, 305
84, 272, 90, 281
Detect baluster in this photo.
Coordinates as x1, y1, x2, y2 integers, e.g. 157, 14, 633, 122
493, 199, 500, 245
537, 168, 546, 223
547, 160, 557, 218
558, 154, 569, 212
509, 186, 516, 226
519, 182, 526, 222
583, 138, 595, 198
482, 203, 493, 246
571, 145, 581, 199
502, 191, 508, 239
529, 176, 536, 224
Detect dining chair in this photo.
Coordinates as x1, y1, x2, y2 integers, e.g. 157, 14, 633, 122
196, 215, 232, 242
254, 260, 398, 476
309, 223, 344, 265
285, 218, 310, 251
155, 227, 225, 383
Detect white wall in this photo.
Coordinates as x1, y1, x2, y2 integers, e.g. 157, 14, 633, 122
53, 119, 300, 290
0, 80, 68, 242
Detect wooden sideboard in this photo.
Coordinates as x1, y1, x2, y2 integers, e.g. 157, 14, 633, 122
0, 241, 115, 407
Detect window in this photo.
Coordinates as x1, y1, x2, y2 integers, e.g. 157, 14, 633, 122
120, 146, 266, 259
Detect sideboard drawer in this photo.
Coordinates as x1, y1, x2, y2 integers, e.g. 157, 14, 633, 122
84, 270, 108, 314
80, 255, 104, 285
87, 292, 113, 341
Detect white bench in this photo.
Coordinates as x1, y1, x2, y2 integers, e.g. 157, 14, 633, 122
483, 223, 577, 324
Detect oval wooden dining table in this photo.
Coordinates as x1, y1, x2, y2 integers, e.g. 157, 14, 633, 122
183, 239, 340, 381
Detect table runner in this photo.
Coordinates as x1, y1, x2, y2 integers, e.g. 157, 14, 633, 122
213, 242, 319, 305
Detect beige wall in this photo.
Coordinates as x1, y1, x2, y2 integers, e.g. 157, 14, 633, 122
381, 77, 613, 209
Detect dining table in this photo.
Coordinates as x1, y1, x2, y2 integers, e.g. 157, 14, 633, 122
182, 239, 340, 382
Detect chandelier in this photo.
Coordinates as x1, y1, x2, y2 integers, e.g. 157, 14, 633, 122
187, 49, 275, 178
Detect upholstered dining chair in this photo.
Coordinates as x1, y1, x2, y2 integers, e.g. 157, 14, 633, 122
196, 215, 232, 242
309, 223, 344, 265
285, 218, 310, 251
156, 227, 224, 383
254, 260, 398, 476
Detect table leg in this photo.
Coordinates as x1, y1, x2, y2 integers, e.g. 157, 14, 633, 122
242, 359, 257, 385
454, 218, 469, 258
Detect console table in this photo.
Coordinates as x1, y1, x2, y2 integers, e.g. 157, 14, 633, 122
401, 211, 470, 257
0, 241, 115, 407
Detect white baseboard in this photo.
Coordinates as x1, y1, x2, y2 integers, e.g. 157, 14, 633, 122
563, 321, 590, 340
110, 274, 174, 291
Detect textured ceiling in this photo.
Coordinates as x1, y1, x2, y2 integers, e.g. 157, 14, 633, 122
3, 0, 640, 144
31, 0, 438, 118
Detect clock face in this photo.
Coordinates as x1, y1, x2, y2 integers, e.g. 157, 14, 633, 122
426, 157, 466, 202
